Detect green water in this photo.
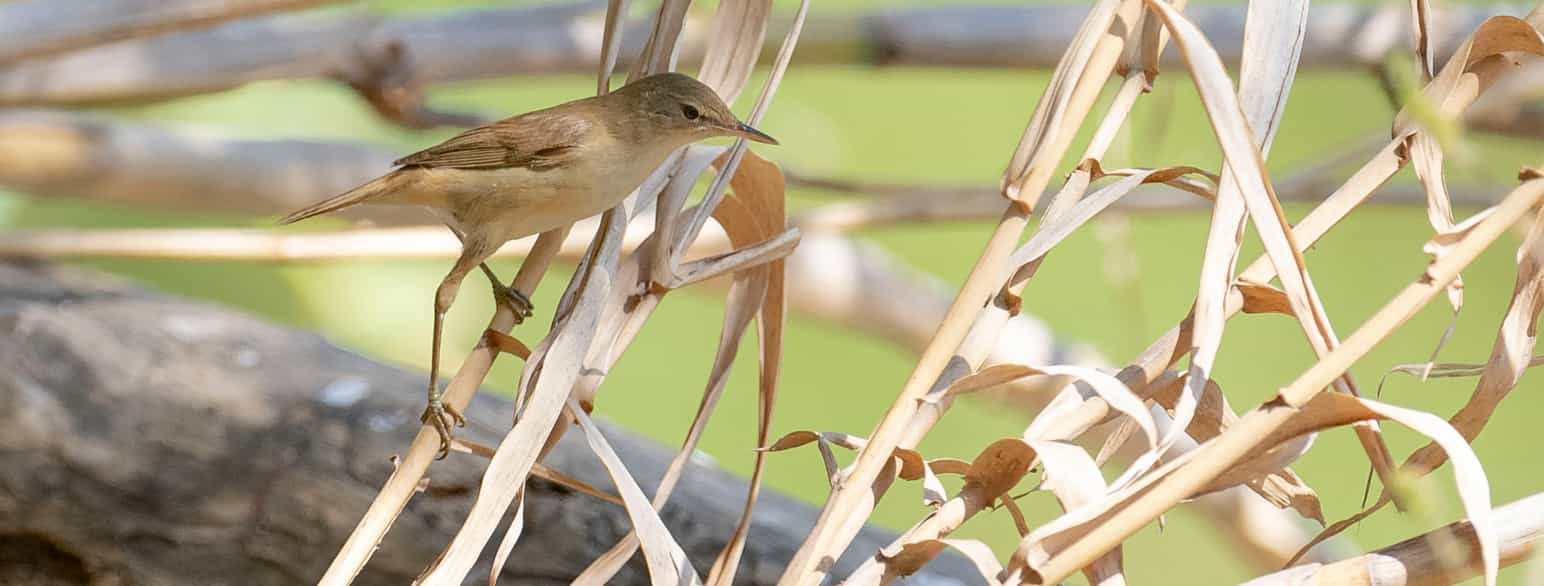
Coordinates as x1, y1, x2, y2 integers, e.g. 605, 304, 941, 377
5, 3, 1542, 584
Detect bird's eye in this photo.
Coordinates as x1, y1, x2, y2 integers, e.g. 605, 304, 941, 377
682, 104, 700, 120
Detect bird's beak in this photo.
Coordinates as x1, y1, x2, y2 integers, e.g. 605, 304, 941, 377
730, 121, 779, 145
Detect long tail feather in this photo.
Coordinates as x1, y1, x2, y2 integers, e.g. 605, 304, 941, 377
278, 171, 407, 225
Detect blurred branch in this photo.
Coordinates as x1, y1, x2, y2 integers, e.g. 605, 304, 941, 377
0, 109, 425, 224
1241, 491, 1544, 586
0, 3, 1528, 108
0, 0, 339, 65
789, 171, 1506, 232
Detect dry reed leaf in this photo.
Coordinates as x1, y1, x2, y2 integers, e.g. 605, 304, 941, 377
1410, 133, 1464, 313
629, 0, 693, 80
1030, 439, 1126, 586
568, 400, 703, 585
1286, 492, 1392, 567
764, 430, 863, 485
1148, 0, 1316, 504
876, 539, 1007, 585
696, 0, 772, 104
1412, 0, 1437, 80
1162, 373, 1324, 523
487, 490, 525, 586
1149, 0, 1405, 499
1007, 165, 1218, 273
1195, 435, 1315, 498
966, 439, 1039, 504
1236, 281, 1295, 316
787, 1, 1145, 578
1249, 469, 1325, 526
1000, 495, 1033, 537
848, 439, 1038, 583
1403, 206, 1544, 476
1029, 180, 1544, 584
1014, 392, 1494, 585
573, 266, 767, 584
1388, 355, 1544, 379
420, 208, 626, 585
942, 364, 1157, 455
706, 149, 790, 586
571, 3, 800, 581
1000, 0, 1124, 200
596, 0, 628, 95
1147, 372, 1323, 522
1286, 393, 1499, 585
1389, 15, 1544, 137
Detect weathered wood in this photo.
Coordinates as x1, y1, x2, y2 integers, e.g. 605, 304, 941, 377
1239, 492, 1544, 586
0, 0, 340, 65
0, 261, 982, 585
0, 3, 1524, 107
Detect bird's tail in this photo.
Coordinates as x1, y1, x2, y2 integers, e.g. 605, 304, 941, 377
278, 171, 409, 225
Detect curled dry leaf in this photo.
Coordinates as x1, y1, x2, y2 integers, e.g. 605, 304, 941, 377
966, 439, 1039, 503
1236, 281, 1296, 316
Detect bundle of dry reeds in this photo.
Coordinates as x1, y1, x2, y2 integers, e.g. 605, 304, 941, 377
0, 1, 1542, 585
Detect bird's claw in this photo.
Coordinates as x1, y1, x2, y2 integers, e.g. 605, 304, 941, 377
422, 399, 465, 459
493, 285, 535, 324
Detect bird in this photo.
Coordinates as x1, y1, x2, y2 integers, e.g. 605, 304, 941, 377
279, 72, 777, 456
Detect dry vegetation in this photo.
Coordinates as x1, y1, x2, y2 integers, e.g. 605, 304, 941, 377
1, 0, 1543, 585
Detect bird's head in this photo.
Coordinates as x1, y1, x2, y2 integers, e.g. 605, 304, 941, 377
615, 72, 778, 146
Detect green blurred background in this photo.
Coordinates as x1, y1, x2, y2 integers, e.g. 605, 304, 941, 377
6, 1, 1542, 584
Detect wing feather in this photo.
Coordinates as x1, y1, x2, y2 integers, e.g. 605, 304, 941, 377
393, 107, 596, 170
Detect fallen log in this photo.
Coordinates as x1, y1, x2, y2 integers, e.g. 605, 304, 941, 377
0, 260, 981, 585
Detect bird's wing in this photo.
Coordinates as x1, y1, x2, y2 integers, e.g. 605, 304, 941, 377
393, 109, 596, 171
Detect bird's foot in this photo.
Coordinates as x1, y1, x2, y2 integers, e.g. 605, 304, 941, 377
421, 393, 466, 459
493, 285, 534, 324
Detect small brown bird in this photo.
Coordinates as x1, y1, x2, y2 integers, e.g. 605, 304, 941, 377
280, 72, 776, 455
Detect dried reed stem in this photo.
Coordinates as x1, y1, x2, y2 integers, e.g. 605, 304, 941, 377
1031, 179, 1544, 584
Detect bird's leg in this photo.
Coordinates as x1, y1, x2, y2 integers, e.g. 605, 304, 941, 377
443, 223, 533, 323
423, 244, 486, 458
477, 262, 534, 323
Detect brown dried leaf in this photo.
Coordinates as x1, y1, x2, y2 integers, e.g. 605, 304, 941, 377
966, 439, 1038, 503
878, 539, 1006, 585
1236, 281, 1296, 316
1393, 16, 1544, 135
